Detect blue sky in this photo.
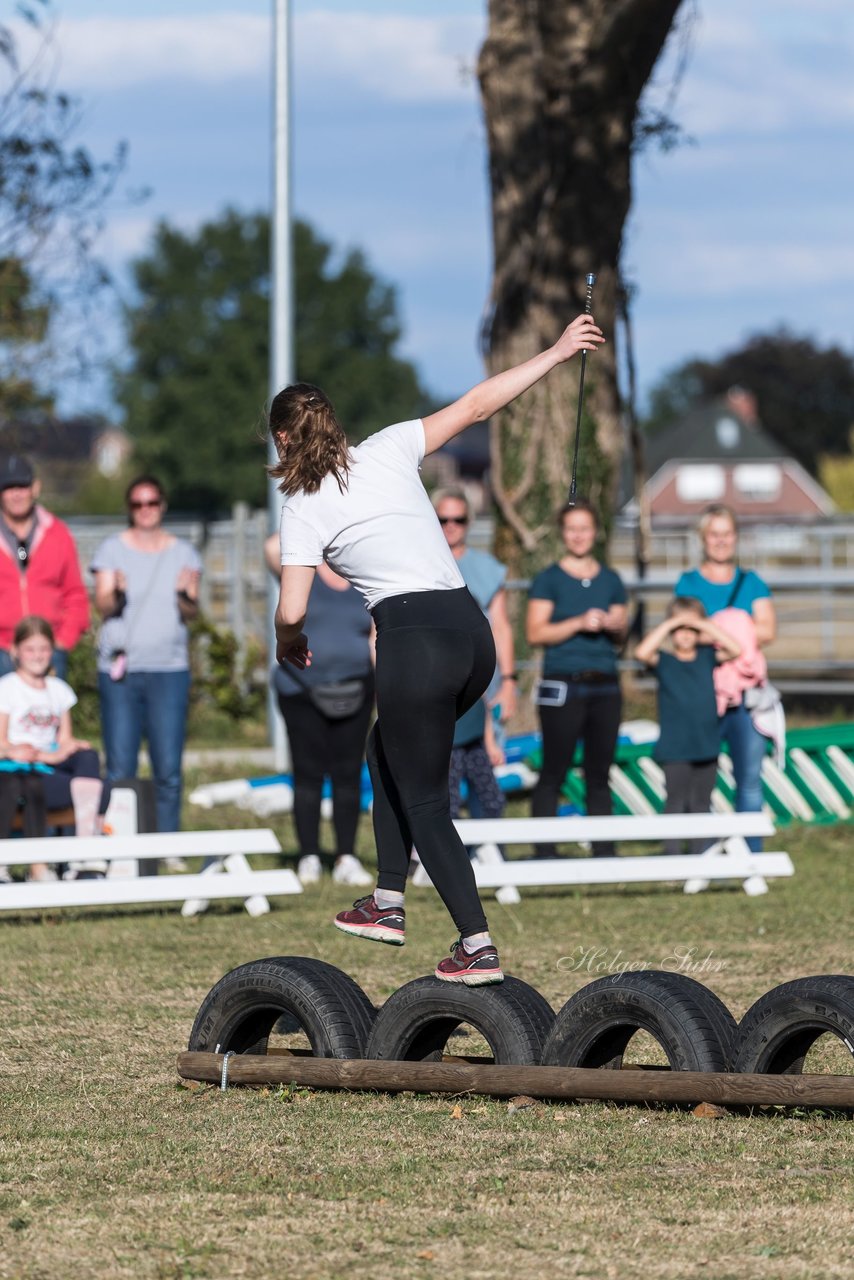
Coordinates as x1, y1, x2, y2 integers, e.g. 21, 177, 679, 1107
29, 1, 854, 416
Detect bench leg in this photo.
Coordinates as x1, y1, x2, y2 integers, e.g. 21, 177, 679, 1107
224, 853, 270, 917
472, 843, 521, 906
181, 859, 222, 917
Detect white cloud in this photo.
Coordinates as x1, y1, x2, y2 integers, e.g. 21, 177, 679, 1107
644, 238, 854, 299
44, 10, 482, 102
647, 2, 854, 135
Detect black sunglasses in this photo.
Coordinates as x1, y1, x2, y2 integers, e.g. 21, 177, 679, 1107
129, 498, 162, 510
439, 516, 468, 526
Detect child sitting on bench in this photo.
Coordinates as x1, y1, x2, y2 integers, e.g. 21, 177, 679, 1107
0, 616, 109, 881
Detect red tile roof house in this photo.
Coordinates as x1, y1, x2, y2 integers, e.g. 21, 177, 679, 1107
632, 388, 835, 523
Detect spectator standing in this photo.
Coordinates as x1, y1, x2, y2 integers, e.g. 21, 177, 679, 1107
526, 501, 628, 857
433, 488, 518, 722
675, 505, 776, 850
635, 598, 741, 854
264, 534, 375, 888
91, 476, 201, 834
0, 454, 90, 679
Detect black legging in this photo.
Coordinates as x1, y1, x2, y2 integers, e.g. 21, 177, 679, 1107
41, 749, 110, 813
369, 587, 496, 937
531, 681, 622, 856
278, 676, 374, 862
0, 771, 46, 837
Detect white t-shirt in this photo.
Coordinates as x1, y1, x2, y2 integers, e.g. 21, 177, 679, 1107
0, 673, 77, 752
279, 419, 465, 609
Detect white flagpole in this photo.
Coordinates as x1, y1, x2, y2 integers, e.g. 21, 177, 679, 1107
268, 0, 294, 770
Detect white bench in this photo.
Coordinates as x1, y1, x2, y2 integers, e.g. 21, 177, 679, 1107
0, 829, 302, 914
454, 812, 792, 898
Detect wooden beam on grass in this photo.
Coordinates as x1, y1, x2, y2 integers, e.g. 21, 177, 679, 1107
177, 1053, 854, 1110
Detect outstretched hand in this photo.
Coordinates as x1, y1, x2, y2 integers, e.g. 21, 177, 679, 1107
552, 313, 606, 363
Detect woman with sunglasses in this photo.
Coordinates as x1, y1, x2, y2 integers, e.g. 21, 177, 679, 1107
91, 475, 202, 834
272, 311, 605, 985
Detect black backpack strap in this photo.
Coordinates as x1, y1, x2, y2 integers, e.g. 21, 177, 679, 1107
724, 568, 745, 610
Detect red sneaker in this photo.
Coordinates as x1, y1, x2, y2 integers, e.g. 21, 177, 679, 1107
435, 938, 504, 986
334, 895, 405, 946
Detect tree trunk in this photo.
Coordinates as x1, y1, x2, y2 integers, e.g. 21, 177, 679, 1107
478, 0, 683, 581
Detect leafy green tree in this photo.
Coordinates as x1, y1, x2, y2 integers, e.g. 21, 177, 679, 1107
116, 210, 436, 513
0, 0, 126, 414
0, 258, 52, 417
644, 330, 854, 474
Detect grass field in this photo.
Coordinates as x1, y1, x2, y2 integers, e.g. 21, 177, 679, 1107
2, 771, 853, 1280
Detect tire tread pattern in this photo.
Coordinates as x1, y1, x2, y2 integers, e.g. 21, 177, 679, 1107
732, 974, 854, 1074
366, 974, 555, 1065
188, 955, 376, 1059
542, 970, 735, 1072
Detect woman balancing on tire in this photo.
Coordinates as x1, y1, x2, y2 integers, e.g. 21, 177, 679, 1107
272, 312, 605, 986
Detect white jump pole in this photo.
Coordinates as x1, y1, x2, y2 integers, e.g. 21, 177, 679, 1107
268, 0, 294, 771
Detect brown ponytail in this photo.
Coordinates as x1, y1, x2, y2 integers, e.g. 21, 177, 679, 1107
267, 383, 351, 496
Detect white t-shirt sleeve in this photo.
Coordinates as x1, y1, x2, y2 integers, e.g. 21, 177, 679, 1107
372, 419, 425, 469
0, 674, 15, 716
50, 678, 78, 715
180, 541, 203, 575
279, 509, 325, 566
90, 534, 120, 575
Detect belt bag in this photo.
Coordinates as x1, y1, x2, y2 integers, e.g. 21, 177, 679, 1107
536, 672, 616, 705
307, 678, 368, 719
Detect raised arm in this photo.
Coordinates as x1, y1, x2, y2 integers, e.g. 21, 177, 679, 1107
634, 616, 678, 668
421, 314, 605, 455
694, 616, 742, 661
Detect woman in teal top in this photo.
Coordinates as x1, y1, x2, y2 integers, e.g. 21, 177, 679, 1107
675, 504, 777, 850
526, 501, 627, 856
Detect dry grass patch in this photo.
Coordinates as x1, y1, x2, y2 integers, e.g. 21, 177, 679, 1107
1, 798, 852, 1279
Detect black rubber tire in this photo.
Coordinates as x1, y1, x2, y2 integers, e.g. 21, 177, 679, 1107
365, 975, 555, 1065
541, 970, 734, 1072
642, 970, 739, 1069
188, 956, 376, 1058
732, 975, 854, 1074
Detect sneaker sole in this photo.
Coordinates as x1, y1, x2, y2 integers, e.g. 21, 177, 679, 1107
334, 919, 405, 946
434, 968, 505, 986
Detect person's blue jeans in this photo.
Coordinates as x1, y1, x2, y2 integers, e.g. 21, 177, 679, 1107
98, 669, 191, 833
720, 701, 768, 851
0, 647, 68, 678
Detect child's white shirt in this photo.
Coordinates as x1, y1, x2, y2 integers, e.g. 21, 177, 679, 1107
0, 673, 77, 752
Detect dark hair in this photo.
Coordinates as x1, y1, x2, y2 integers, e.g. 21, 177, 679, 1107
557, 499, 599, 530
14, 615, 55, 647
668, 596, 707, 620
267, 383, 350, 496
125, 474, 166, 505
